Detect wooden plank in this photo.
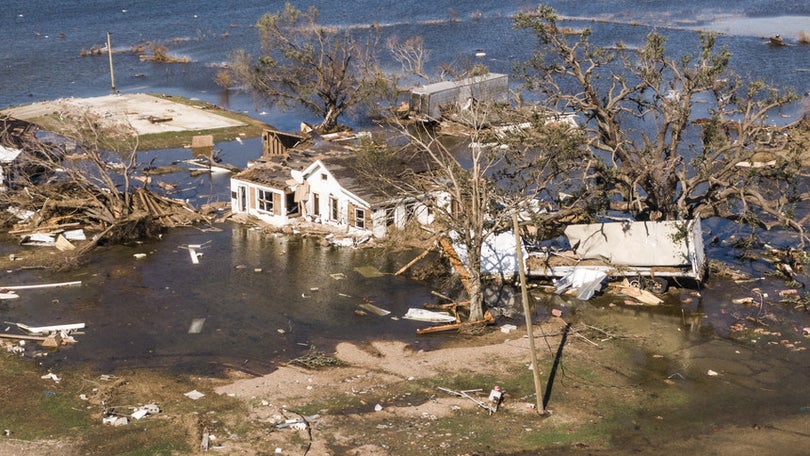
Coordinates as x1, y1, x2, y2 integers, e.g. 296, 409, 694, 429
0, 281, 82, 290
395, 248, 433, 276
438, 237, 471, 294
416, 311, 494, 335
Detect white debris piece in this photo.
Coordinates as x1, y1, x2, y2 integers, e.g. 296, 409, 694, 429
184, 389, 205, 400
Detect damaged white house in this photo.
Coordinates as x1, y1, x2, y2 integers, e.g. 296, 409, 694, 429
230, 129, 433, 238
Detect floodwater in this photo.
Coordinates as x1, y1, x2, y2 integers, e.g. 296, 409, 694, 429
1, 0, 810, 449
1, 225, 447, 374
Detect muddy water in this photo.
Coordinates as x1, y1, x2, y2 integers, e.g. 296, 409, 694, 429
0, 225, 443, 375
533, 271, 810, 446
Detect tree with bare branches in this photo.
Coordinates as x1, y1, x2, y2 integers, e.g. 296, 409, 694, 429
229, 3, 393, 133
0, 110, 207, 261
361, 100, 588, 321
515, 6, 809, 243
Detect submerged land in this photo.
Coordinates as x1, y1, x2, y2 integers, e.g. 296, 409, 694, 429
1, 95, 809, 454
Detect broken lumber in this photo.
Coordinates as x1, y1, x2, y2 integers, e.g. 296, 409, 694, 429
394, 247, 433, 276
416, 310, 495, 335
613, 279, 663, 305
438, 237, 472, 294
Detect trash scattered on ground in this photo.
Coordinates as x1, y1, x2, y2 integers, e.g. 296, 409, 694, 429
40, 372, 60, 383
402, 308, 457, 323
500, 324, 517, 334
330, 272, 346, 280
275, 415, 320, 429
438, 386, 498, 414
184, 389, 205, 400
707, 369, 719, 376
358, 302, 390, 316
488, 386, 503, 412
188, 318, 206, 334
555, 269, 608, 300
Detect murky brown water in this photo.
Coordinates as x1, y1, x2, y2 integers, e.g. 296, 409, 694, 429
0, 224, 446, 375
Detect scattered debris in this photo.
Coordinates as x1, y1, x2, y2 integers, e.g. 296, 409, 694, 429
40, 372, 60, 383
358, 302, 390, 316
188, 318, 206, 334
290, 346, 342, 369
184, 390, 205, 400
438, 386, 497, 414
500, 324, 517, 334
415, 310, 496, 335
554, 269, 608, 300
612, 279, 664, 305
9, 322, 85, 335
402, 308, 457, 323
131, 404, 160, 420
488, 386, 503, 412
275, 415, 320, 429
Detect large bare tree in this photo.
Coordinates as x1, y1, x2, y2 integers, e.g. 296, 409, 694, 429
229, 3, 393, 133
515, 6, 809, 243
362, 100, 588, 321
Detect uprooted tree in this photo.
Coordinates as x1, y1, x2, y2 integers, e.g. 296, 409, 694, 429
228, 3, 394, 133
0, 110, 207, 261
515, 6, 810, 244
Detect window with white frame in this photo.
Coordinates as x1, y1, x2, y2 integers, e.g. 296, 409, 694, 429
355, 208, 366, 229
258, 189, 274, 214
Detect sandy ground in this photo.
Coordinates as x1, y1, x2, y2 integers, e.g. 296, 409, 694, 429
1, 93, 245, 136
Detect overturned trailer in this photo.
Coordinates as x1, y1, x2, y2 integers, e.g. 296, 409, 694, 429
525, 218, 706, 293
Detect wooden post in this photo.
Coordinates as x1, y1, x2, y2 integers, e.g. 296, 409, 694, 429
107, 32, 116, 93
513, 213, 545, 414
394, 247, 433, 276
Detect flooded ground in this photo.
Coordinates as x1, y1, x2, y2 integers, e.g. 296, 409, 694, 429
0, 225, 448, 375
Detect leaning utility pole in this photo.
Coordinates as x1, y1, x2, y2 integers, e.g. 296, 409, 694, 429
107, 32, 116, 93
512, 213, 545, 414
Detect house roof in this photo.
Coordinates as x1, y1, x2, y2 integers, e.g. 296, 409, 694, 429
233, 139, 355, 190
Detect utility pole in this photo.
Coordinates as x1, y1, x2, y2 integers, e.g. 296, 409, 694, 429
512, 213, 545, 414
107, 32, 116, 93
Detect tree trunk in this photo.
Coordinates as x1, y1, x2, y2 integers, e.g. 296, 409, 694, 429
468, 269, 484, 322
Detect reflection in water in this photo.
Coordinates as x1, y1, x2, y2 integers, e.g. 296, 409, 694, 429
2, 225, 441, 375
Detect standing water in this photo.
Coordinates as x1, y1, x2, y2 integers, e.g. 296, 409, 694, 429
1, 225, 444, 374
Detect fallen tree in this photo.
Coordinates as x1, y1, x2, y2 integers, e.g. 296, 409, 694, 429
0, 110, 209, 264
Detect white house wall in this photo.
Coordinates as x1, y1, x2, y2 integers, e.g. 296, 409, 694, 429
303, 161, 372, 234
230, 178, 289, 226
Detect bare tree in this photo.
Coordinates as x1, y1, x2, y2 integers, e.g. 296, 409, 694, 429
0, 109, 206, 259
387, 35, 432, 84
361, 101, 588, 321
229, 3, 393, 133
515, 6, 809, 243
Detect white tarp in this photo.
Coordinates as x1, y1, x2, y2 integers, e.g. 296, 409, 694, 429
451, 230, 527, 278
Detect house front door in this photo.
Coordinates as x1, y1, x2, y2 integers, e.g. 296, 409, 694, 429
238, 186, 247, 212
313, 193, 320, 216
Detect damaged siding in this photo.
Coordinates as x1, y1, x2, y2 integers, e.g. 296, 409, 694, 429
230, 178, 290, 226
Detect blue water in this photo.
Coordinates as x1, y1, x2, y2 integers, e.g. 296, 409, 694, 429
1, 1, 809, 375
2, 0, 808, 122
